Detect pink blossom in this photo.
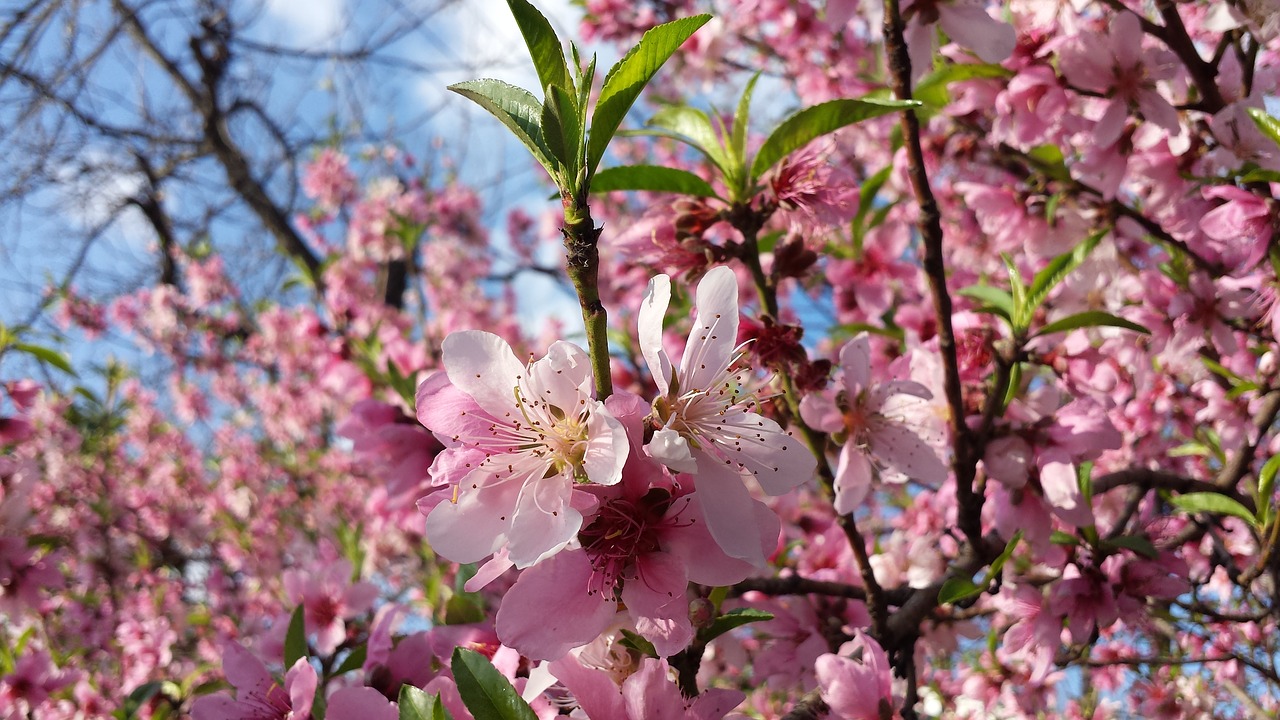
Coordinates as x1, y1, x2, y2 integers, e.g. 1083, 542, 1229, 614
1059, 13, 1180, 145
301, 148, 357, 213
800, 336, 947, 514
548, 654, 744, 719
417, 331, 628, 568
815, 631, 894, 720
638, 266, 815, 564
1199, 185, 1274, 272
903, 0, 1016, 78
283, 558, 378, 656
325, 687, 398, 720
495, 392, 777, 660
190, 643, 317, 720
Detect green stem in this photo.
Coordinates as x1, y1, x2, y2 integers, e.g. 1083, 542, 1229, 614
562, 192, 613, 399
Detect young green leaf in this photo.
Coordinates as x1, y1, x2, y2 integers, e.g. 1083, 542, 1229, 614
1169, 492, 1258, 528
1002, 254, 1030, 331
957, 285, 1015, 320
451, 647, 538, 720
647, 104, 731, 172
449, 79, 554, 174
1101, 535, 1159, 560
332, 644, 368, 676
1027, 228, 1106, 311
1246, 107, 1280, 149
283, 605, 307, 667
938, 577, 982, 605
1257, 455, 1280, 526
731, 72, 761, 162
504, 0, 572, 94
913, 63, 1013, 108
701, 608, 775, 643
541, 83, 582, 178
1033, 311, 1151, 338
400, 685, 452, 720
750, 97, 919, 179
587, 14, 712, 175
14, 342, 74, 375
590, 165, 719, 197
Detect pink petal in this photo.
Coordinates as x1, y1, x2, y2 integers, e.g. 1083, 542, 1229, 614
442, 330, 526, 417
548, 656, 627, 720
623, 659, 688, 719
495, 551, 616, 661
464, 548, 514, 592
326, 687, 398, 720
639, 274, 674, 396
1039, 451, 1094, 527
658, 493, 773, 587
712, 411, 816, 496
868, 422, 948, 486
424, 471, 519, 563
693, 455, 766, 566
284, 657, 318, 717
839, 337, 872, 395
220, 641, 272, 696
623, 553, 693, 657
833, 443, 873, 515
938, 3, 1016, 63
689, 688, 746, 720
800, 393, 844, 434
507, 475, 582, 567
1093, 99, 1128, 148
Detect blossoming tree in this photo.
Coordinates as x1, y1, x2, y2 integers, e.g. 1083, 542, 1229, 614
4, 0, 1280, 718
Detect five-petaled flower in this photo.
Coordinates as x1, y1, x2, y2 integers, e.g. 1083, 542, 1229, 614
417, 331, 628, 569
638, 265, 815, 565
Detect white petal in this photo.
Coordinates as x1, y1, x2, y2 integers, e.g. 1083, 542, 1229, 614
869, 422, 948, 486
443, 331, 525, 417
839, 336, 872, 396
583, 402, 629, 485
645, 427, 699, 474
711, 412, 816, 495
680, 266, 740, 393
639, 274, 674, 396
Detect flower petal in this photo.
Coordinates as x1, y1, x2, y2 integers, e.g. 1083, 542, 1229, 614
680, 266, 740, 394
496, 551, 616, 661
442, 330, 525, 417
639, 274, 674, 396
693, 456, 766, 566
833, 443, 873, 514
623, 553, 693, 657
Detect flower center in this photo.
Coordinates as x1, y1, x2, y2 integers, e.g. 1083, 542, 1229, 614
578, 490, 675, 598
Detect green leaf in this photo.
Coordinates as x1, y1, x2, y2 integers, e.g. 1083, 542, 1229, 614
1033, 311, 1151, 338
701, 608, 775, 643
938, 577, 982, 604
451, 648, 538, 720
957, 285, 1014, 319
1170, 492, 1258, 528
1027, 228, 1106, 311
731, 72, 761, 163
751, 97, 919, 179
618, 629, 658, 657
914, 63, 1012, 107
1257, 455, 1280, 526
450, 79, 554, 175
1246, 107, 1280, 149
400, 685, 452, 720
284, 605, 307, 667
1101, 535, 1159, 560
590, 165, 718, 197
588, 14, 712, 175
14, 342, 74, 375
987, 530, 1024, 578
505, 0, 571, 94
1050, 530, 1079, 546
1025, 143, 1070, 181
647, 104, 731, 172
541, 83, 581, 175
1002, 254, 1029, 331
333, 644, 367, 676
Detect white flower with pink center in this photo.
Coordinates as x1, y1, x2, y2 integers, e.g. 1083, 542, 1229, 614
417, 331, 628, 569
638, 266, 815, 565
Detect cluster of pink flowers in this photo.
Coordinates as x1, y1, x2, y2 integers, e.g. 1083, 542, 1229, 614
5, 0, 1280, 718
